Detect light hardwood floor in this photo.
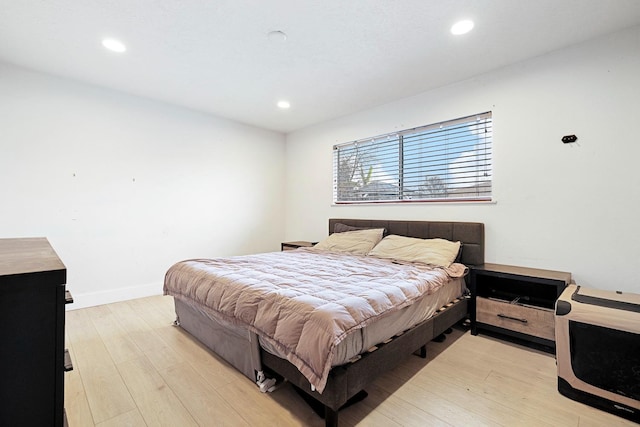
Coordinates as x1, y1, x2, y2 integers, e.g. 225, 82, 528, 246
65, 295, 635, 426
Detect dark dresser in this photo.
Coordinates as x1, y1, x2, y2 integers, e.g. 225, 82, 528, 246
0, 237, 72, 426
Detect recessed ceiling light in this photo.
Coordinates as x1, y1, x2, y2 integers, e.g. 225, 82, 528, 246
451, 20, 474, 35
102, 38, 127, 53
277, 100, 291, 109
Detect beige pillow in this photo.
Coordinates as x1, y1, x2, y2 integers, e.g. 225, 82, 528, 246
311, 228, 385, 255
368, 235, 461, 267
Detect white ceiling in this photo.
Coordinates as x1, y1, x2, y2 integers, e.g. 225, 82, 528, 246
1, 1, 640, 133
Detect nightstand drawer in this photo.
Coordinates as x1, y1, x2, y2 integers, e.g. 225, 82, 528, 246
476, 297, 555, 341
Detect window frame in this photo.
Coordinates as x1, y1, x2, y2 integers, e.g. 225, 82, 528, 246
332, 112, 493, 204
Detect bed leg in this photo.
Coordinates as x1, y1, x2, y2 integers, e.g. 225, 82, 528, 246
432, 333, 447, 342
419, 344, 427, 358
324, 406, 338, 427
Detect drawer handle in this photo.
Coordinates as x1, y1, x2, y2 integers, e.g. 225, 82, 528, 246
497, 313, 528, 324
64, 349, 74, 372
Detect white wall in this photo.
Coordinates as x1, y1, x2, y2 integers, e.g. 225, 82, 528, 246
0, 63, 286, 308
285, 25, 640, 293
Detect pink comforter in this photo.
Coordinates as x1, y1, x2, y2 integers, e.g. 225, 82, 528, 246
163, 249, 464, 393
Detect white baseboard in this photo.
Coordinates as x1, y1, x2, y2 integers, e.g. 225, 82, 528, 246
66, 282, 163, 310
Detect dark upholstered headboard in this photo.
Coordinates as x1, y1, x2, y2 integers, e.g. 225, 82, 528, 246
328, 219, 485, 266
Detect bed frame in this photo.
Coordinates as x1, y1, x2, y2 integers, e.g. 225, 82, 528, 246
173, 219, 484, 427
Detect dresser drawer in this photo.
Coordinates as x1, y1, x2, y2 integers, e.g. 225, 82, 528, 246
476, 297, 555, 341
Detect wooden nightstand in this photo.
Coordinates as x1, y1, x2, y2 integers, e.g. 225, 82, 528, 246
281, 241, 317, 251
470, 263, 571, 351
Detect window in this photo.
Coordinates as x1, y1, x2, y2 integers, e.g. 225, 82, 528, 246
333, 112, 492, 203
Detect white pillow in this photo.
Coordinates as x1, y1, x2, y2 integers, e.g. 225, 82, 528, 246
368, 235, 461, 267
311, 228, 385, 255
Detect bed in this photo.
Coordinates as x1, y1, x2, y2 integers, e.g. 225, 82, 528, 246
164, 219, 484, 426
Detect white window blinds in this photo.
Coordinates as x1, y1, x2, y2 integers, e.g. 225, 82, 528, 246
333, 112, 492, 203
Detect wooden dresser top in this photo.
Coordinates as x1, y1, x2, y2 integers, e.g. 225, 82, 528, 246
0, 237, 66, 277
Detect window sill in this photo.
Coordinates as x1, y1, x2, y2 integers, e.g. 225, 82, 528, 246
332, 199, 497, 207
